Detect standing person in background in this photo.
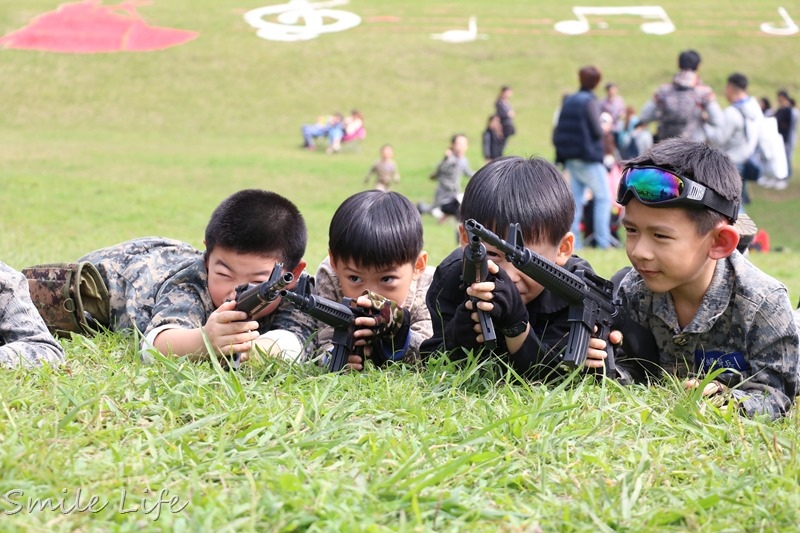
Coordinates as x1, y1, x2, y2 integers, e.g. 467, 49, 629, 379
482, 114, 505, 163
494, 86, 515, 155
429, 134, 473, 223
601, 82, 626, 146
553, 65, 613, 250
775, 90, 798, 182
703, 73, 762, 210
638, 49, 723, 142
364, 144, 400, 192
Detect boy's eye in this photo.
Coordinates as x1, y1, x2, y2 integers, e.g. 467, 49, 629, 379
654, 233, 671, 240
380, 276, 397, 284
487, 251, 503, 260
623, 227, 637, 235
347, 275, 363, 283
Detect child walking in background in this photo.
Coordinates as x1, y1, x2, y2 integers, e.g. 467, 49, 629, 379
364, 144, 400, 191
314, 190, 434, 369
482, 114, 505, 163
429, 133, 473, 223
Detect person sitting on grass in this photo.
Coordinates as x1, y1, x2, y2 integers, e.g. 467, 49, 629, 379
0, 261, 65, 369
314, 190, 434, 370
614, 137, 799, 419
76, 189, 316, 365
301, 112, 344, 151
420, 156, 612, 380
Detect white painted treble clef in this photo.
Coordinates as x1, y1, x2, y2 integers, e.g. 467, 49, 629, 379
244, 0, 361, 42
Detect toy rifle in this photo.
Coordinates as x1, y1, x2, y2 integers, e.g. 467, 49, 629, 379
461, 225, 498, 349
464, 219, 620, 376
227, 264, 294, 369
279, 274, 371, 372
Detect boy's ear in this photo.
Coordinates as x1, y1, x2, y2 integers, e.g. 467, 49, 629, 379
289, 260, 306, 279
412, 251, 429, 279
457, 224, 469, 247
554, 232, 575, 266
708, 224, 740, 260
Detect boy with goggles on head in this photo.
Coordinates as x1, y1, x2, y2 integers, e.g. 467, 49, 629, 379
614, 137, 798, 419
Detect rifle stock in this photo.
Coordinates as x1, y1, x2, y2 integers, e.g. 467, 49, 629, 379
464, 218, 618, 376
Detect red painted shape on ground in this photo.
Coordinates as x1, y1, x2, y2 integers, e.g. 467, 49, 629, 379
0, 1, 197, 53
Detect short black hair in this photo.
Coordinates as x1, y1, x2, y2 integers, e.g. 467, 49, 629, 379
460, 156, 574, 247
625, 138, 741, 234
450, 133, 467, 145
204, 189, 307, 269
727, 72, 748, 91
329, 190, 423, 269
678, 50, 701, 71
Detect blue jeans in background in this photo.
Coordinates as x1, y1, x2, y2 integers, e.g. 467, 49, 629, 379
565, 159, 612, 249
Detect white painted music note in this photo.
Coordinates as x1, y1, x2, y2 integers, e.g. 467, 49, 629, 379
760, 7, 798, 36
554, 6, 675, 35
244, 0, 361, 42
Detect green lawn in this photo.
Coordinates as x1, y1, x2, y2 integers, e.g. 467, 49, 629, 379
2, 1, 800, 530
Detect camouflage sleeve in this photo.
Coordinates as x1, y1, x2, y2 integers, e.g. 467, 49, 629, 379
731, 287, 799, 420
145, 277, 213, 337
0, 263, 65, 368
310, 261, 341, 353
405, 269, 434, 364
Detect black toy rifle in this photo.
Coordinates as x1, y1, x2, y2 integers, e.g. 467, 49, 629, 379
227, 264, 293, 369
464, 219, 620, 376
279, 274, 370, 373
462, 226, 498, 349
234, 264, 294, 318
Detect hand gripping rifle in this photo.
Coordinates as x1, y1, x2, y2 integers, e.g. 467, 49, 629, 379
462, 225, 498, 349
279, 274, 369, 373
464, 219, 619, 376
227, 264, 294, 369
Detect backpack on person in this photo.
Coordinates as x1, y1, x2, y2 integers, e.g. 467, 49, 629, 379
655, 86, 702, 140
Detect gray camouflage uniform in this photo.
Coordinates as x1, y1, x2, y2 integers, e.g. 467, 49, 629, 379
79, 238, 316, 351
616, 251, 799, 419
0, 261, 65, 368
314, 257, 434, 363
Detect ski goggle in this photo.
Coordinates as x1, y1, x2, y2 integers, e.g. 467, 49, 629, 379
617, 165, 738, 223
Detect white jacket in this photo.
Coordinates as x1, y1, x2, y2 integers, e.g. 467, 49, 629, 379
704, 95, 763, 164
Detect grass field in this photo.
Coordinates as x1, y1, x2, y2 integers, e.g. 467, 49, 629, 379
2, 1, 800, 530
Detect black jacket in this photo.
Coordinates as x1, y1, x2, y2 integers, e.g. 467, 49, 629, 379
420, 247, 597, 381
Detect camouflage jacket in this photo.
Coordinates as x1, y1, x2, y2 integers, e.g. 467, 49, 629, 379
617, 251, 799, 419
313, 257, 434, 364
0, 261, 65, 368
79, 238, 316, 348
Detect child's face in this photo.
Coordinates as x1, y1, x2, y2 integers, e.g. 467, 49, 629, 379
332, 253, 428, 306
460, 226, 573, 305
452, 135, 468, 156
381, 146, 393, 160
206, 248, 293, 319
621, 200, 718, 296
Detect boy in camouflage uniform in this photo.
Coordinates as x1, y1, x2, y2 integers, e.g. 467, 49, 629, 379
313, 190, 433, 370
79, 189, 316, 364
614, 138, 799, 419
0, 261, 65, 368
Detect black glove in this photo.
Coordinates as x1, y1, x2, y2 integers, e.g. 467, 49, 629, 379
445, 301, 482, 350
488, 267, 529, 337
